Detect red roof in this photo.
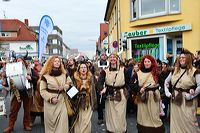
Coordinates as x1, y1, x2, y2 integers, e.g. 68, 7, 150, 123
0, 19, 37, 41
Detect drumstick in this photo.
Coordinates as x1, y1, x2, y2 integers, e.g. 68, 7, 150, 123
99, 95, 102, 104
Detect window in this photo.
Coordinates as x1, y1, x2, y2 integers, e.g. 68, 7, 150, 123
131, 0, 180, 20
48, 39, 52, 44
53, 49, 58, 54
114, 6, 117, 24
52, 39, 57, 44
1, 33, 5, 36
131, 0, 137, 19
0, 32, 11, 37
140, 0, 166, 16
169, 0, 180, 13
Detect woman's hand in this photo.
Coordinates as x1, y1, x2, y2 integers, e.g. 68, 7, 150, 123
58, 86, 64, 91
66, 81, 72, 86
189, 89, 195, 95
26, 75, 31, 80
165, 82, 170, 88
51, 97, 59, 104
185, 93, 192, 100
140, 87, 145, 94
100, 87, 106, 95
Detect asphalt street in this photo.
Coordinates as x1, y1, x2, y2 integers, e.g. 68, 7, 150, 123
0, 96, 169, 133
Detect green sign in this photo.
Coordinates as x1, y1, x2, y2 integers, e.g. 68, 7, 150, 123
133, 43, 159, 49
20, 45, 33, 50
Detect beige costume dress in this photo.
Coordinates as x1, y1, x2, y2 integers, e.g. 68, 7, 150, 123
40, 73, 71, 133
165, 68, 200, 133
102, 67, 128, 133
136, 70, 164, 133
72, 72, 96, 133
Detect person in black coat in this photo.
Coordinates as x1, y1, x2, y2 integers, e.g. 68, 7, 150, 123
158, 59, 171, 121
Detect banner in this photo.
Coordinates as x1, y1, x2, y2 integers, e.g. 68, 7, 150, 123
38, 15, 54, 62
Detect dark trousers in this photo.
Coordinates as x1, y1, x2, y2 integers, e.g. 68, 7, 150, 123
30, 112, 44, 124
96, 91, 105, 120
161, 98, 170, 122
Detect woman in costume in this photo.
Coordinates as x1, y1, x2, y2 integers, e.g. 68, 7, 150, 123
136, 55, 164, 133
40, 55, 72, 133
165, 49, 200, 132
97, 53, 129, 133
30, 60, 44, 126
71, 61, 96, 133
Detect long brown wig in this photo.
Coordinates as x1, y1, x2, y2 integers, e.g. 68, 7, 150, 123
74, 62, 92, 93
174, 48, 194, 75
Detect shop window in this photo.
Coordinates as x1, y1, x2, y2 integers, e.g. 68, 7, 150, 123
131, 37, 160, 61
176, 39, 182, 55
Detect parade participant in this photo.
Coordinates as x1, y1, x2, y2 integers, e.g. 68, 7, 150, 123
158, 59, 171, 121
126, 61, 139, 114
97, 53, 109, 68
71, 61, 96, 133
66, 56, 77, 79
3, 54, 32, 133
30, 60, 43, 126
40, 55, 72, 133
165, 49, 200, 133
194, 50, 200, 69
95, 52, 108, 125
136, 55, 164, 133
97, 53, 129, 133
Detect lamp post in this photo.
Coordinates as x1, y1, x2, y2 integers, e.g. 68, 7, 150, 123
88, 39, 99, 56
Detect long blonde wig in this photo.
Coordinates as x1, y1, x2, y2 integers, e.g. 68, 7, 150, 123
40, 55, 66, 76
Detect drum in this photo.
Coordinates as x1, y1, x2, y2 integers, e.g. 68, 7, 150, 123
0, 97, 6, 116
6, 62, 28, 90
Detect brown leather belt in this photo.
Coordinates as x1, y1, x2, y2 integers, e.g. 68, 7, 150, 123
145, 86, 159, 92
46, 88, 63, 94
174, 87, 190, 93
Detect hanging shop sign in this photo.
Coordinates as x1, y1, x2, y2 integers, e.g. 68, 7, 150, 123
132, 43, 160, 49
123, 24, 192, 38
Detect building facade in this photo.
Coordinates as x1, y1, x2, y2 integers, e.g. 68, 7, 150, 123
0, 19, 38, 58
104, 0, 200, 64
30, 25, 65, 58
0, 19, 70, 60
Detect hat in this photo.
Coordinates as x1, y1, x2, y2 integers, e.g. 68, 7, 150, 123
180, 48, 193, 56
162, 59, 169, 64
10, 50, 28, 60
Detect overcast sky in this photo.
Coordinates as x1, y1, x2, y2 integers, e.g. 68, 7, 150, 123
0, 0, 107, 58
